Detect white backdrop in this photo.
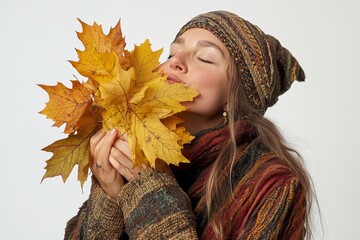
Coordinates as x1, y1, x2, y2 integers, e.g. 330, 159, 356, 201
1, 0, 359, 239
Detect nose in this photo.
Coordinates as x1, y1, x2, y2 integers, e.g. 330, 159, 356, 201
169, 52, 187, 73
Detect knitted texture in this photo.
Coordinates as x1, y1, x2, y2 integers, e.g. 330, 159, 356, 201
176, 120, 306, 239
176, 11, 305, 113
65, 121, 306, 239
64, 177, 124, 239
119, 168, 198, 239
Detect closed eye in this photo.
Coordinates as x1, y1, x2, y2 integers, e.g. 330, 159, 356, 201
198, 58, 213, 64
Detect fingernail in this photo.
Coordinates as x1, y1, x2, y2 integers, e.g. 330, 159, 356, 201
110, 128, 116, 135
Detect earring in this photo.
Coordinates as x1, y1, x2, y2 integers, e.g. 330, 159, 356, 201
223, 111, 228, 124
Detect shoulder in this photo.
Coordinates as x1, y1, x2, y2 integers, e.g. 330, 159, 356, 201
232, 141, 303, 195
230, 150, 306, 215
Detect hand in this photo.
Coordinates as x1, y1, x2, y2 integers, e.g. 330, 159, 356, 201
90, 128, 124, 198
109, 133, 144, 182
110, 134, 175, 180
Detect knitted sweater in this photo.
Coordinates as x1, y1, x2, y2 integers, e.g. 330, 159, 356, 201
64, 120, 306, 239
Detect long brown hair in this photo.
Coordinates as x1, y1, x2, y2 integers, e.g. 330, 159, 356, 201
205, 58, 315, 239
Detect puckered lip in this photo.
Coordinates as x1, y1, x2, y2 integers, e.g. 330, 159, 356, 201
167, 74, 183, 84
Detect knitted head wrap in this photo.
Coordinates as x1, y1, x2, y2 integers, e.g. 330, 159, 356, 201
176, 11, 305, 113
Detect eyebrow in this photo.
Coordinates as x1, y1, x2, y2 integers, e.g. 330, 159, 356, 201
172, 37, 225, 56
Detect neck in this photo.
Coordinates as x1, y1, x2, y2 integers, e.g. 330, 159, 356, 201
178, 112, 223, 135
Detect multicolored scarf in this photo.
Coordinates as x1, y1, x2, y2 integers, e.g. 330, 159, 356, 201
173, 120, 306, 239
173, 120, 255, 191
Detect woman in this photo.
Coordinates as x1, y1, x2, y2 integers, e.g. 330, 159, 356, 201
65, 11, 313, 239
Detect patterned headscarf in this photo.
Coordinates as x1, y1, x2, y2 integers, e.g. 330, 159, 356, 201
176, 11, 305, 113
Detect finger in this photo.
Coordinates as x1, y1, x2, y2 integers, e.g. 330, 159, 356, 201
122, 133, 128, 141
110, 146, 133, 169
113, 139, 131, 159
94, 129, 118, 170
90, 128, 106, 155
109, 155, 135, 181
109, 156, 125, 174
108, 155, 123, 172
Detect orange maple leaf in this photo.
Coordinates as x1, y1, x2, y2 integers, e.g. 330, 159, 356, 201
38, 80, 93, 134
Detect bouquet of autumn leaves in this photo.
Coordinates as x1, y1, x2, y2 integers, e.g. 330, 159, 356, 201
39, 19, 198, 187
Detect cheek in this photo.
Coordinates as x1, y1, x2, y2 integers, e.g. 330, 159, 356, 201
201, 84, 227, 107
186, 73, 228, 113
198, 73, 228, 102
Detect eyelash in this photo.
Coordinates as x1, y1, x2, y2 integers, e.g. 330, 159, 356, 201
198, 58, 213, 64
167, 54, 213, 64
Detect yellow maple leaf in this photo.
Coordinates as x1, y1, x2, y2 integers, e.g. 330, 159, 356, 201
131, 39, 163, 86
41, 105, 99, 187
161, 115, 194, 146
76, 19, 128, 67
39, 19, 198, 186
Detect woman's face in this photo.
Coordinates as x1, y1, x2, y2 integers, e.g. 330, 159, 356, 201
158, 28, 230, 133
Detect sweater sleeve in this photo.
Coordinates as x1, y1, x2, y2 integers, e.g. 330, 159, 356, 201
119, 168, 198, 239
64, 176, 125, 239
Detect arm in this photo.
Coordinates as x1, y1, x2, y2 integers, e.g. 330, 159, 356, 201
119, 168, 198, 240
64, 129, 197, 239
64, 177, 125, 239
65, 129, 128, 239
